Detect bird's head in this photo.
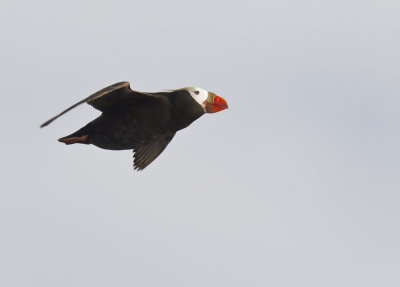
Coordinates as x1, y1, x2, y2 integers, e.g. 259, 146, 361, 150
184, 87, 229, 113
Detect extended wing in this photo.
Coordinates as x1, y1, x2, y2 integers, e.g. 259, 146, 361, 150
40, 82, 148, 128
133, 133, 176, 171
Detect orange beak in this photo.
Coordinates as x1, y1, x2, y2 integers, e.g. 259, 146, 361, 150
205, 94, 229, 113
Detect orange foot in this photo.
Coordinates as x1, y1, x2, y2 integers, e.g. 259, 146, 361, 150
58, 135, 89, 145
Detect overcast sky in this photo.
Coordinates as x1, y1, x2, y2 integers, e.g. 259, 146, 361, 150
1, 0, 399, 286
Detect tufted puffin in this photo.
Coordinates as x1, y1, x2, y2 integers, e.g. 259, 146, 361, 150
40, 82, 228, 170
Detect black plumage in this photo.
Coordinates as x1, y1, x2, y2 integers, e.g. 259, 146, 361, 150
41, 82, 224, 170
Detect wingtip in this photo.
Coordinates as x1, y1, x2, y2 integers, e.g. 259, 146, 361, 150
40, 121, 49, 128
40, 117, 57, 128
133, 165, 144, 171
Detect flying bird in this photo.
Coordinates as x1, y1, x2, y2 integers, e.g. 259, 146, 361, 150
41, 82, 228, 170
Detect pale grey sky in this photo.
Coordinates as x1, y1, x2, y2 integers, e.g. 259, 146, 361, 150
1, 0, 399, 286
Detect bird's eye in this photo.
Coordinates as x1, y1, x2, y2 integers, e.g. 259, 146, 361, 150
194, 91, 200, 95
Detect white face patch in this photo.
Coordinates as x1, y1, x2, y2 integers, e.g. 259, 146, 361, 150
184, 87, 208, 111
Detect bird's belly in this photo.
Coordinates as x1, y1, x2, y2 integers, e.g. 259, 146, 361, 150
87, 113, 170, 150
89, 132, 137, 150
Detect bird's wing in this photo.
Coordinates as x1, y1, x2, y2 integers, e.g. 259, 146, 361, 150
40, 82, 148, 128
133, 133, 176, 171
